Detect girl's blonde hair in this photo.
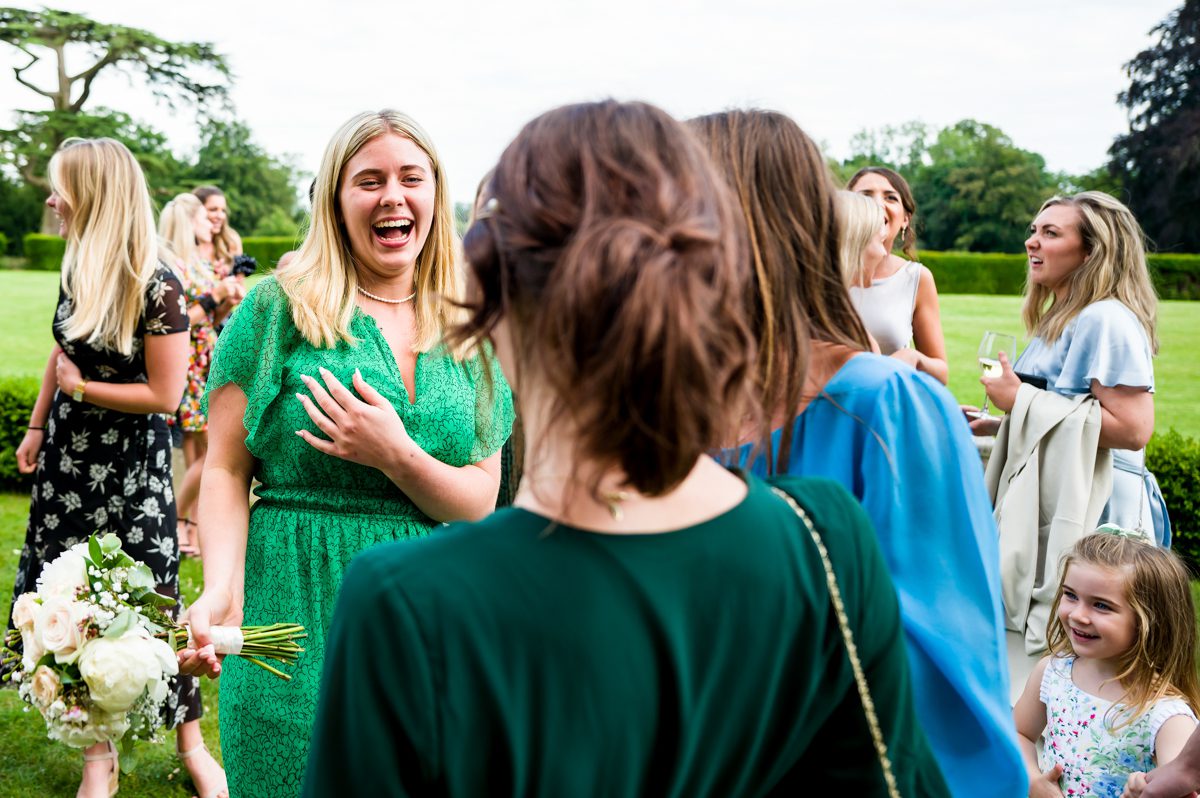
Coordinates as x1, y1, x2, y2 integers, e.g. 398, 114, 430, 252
159, 193, 205, 268
836, 190, 885, 288
193, 186, 241, 267
52, 138, 159, 356
1022, 191, 1159, 353
1047, 533, 1200, 729
276, 109, 460, 351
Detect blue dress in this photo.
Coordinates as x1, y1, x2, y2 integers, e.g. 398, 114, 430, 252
1014, 299, 1169, 545
734, 353, 1025, 798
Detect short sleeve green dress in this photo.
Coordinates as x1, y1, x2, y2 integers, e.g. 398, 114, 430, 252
202, 277, 513, 797
303, 475, 950, 797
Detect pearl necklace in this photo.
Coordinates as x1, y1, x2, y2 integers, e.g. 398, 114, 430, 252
356, 285, 416, 304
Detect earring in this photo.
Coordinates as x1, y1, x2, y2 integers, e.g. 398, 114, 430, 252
900, 226, 908, 242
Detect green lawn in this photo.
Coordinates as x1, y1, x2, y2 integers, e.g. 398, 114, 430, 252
8, 273, 1198, 435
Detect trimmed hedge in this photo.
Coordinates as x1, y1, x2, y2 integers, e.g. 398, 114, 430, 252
241, 236, 298, 270
0, 377, 38, 492
1147, 430, 1200, 573
919, 250, 1200, 299
23, 234, 65, 271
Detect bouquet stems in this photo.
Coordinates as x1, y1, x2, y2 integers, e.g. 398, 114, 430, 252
161, 623, 307, 682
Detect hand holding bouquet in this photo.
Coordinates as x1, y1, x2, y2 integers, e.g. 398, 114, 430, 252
3, 534, 305, 749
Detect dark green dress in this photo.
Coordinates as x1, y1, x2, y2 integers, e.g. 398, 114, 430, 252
303, 475, 949, 797
202, 277, 513, 797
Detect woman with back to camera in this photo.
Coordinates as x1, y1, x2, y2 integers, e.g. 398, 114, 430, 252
690, 110, 1025, 797
302, 100, 949, 797
158, 193, 243, 556
178, 110, 514, 797
847, 166, 948, 383
8, 138, 225, 798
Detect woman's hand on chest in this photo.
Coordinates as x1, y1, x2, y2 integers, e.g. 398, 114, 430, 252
294, 366, 417, 471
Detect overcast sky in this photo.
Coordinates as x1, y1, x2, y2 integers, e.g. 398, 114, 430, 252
0, 0, 1182, 208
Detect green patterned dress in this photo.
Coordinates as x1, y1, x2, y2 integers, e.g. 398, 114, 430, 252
202, 277, 513, 797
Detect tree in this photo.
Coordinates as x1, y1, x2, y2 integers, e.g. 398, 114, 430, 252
916, 121, 1055, 252
1, 108, 188, 201
1110, 0, 1200, 250
185, 119, 304, 237
842, 119, 1056, 253
0, 6, 231, 229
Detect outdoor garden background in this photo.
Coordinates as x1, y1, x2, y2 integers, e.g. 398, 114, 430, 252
0, 3, 1198, 795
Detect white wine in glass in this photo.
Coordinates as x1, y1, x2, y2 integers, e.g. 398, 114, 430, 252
978, 331, 1017, 416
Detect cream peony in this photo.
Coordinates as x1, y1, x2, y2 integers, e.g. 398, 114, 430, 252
77, 631, 175, 713
37, 596, 89, 664
29, 665, 61, 707
36, 548, 89, 598
11, 593, 39, 634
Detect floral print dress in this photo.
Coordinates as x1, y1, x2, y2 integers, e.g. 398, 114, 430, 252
6, 265, 203, 729
174, 257, 219, 431
1040, 656, 1197, 796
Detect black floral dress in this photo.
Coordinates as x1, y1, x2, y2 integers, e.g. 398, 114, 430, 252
7, 265, 202, 728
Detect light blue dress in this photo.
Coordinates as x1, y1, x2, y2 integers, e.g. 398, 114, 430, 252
1014, 299, 1170, 545
733, 353, 1025, 798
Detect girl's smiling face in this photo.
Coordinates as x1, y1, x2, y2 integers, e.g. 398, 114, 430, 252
204, 194, 228, 235
1057, 562, 1137, 666
851, 172, 909, 250
338, 133, 436, 281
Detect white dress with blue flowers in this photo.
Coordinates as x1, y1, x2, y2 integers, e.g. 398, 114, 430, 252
1040, 656, 1196, 797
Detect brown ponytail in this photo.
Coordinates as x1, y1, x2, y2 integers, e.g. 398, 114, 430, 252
448, 100, 757, 499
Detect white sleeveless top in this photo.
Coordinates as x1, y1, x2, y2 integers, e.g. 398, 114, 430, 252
849, 260, 921, 355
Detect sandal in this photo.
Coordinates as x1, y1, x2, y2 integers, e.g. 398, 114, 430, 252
79, 741, 118, 798
177, 518, 201, 557
177, 742, 228, 798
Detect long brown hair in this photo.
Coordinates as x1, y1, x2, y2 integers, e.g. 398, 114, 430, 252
689, 110, 870, 473
193, 186, 240, 267
1047, 533, 1200, 729
1022, 192, 1159, 353
448, 100, 756, 500
847, 166, 919, 260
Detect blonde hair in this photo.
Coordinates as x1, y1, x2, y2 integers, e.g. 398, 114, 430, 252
1022, 192, 1159, 353
276, 110, 460, 350
836, 190, 885, 288
1047, 533, 1200, 729
52, 138, 159, 356
159, 193, 205, 268
193, 186, 241, 267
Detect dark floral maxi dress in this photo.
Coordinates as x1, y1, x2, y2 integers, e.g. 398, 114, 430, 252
6, 264, 202, 729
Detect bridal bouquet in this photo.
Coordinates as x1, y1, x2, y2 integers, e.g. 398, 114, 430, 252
3, 534, 305, 748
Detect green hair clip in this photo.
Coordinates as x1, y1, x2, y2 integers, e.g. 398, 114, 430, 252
1095, 523, 1154, 544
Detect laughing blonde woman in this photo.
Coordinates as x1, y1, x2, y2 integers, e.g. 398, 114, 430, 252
179, 110, 513, 797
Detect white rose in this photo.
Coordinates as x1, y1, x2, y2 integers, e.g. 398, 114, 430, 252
37, 597, 89, 664
29, 665, 61, 707
77, 632, 170, 713
11, 593, 39, 634
21, 625, 46, 668
36, 548, 89, 598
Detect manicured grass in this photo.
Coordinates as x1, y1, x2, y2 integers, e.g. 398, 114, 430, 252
8, 273, 1198, 435
0, 492, 219, 798
942, 293, 1200, 440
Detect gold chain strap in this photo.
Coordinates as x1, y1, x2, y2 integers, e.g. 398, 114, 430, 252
770, 486, 901, 798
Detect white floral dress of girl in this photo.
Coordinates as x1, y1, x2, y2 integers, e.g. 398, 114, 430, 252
1040, 655, 1197, 796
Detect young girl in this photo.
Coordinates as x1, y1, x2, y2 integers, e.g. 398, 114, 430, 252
1013, 530, 1200, 797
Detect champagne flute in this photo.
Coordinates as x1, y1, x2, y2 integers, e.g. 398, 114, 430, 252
977, 331, 1016, 417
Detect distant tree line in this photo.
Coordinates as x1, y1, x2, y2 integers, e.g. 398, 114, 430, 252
0, 2, 1197, 256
